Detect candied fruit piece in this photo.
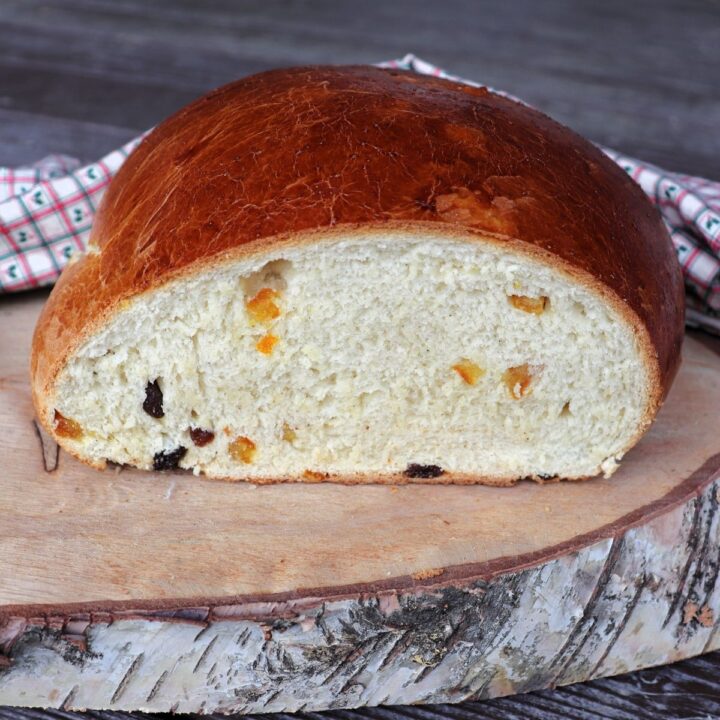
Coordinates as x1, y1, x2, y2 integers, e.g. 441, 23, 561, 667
303, 470, 327, 482
452, 358, 485, 385
503, 364, 533, 399
404, 463, 444, 479
229, 436, 256, 463
189, 427, 215, 447
54, 410, 83, 440
153, 446, 187, 471
143, 379, 164, 418
282, 423, 297, 443
509, 294, 548, 314
246, 288, 280, 325
256, 333, 279, 355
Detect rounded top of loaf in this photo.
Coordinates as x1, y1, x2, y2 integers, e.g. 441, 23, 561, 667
32, 65, 683, 406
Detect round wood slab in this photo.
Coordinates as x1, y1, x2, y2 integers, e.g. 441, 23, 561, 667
1, 292, 719, 714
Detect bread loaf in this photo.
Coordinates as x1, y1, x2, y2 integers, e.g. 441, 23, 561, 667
30, 66, 684, 484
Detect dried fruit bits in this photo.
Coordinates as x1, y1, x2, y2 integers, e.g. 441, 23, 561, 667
54, 410, 83, 439
153, 446, 187, 471
189, 427, 215, 447
504, 364, 534, 399
509, 294, 548, 314
303, 469, 327, 482
404, 463, 444, 479
143, 379, 164, 418
229, 436, 256, 463
256, 333, 279, 355
246, 288, 280, 325
452, 358, 485, 385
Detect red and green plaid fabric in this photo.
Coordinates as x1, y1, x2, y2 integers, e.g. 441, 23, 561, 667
0, 137, 142, 292
2, 55, 719, 334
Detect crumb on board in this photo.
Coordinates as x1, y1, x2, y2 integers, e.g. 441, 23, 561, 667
411, 568, 445, 581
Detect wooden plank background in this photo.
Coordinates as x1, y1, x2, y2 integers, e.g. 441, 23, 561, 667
0, 0, 718, 717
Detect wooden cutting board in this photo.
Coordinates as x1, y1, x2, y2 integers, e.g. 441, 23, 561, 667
1, 290, 719, 713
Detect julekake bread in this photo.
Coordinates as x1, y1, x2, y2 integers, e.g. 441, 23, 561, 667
30, 66, 684, 485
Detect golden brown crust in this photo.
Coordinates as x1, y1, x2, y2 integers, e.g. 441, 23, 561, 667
31, 65, 684, 472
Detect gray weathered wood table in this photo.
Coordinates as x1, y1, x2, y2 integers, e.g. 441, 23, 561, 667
1, 0, 719, 717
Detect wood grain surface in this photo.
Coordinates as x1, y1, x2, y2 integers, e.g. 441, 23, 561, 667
1, 0, 719, 717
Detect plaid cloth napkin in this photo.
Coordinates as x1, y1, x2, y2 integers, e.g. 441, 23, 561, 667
2, 54, 719, 335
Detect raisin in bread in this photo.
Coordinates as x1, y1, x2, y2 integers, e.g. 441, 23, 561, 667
30, 66, 684, 484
